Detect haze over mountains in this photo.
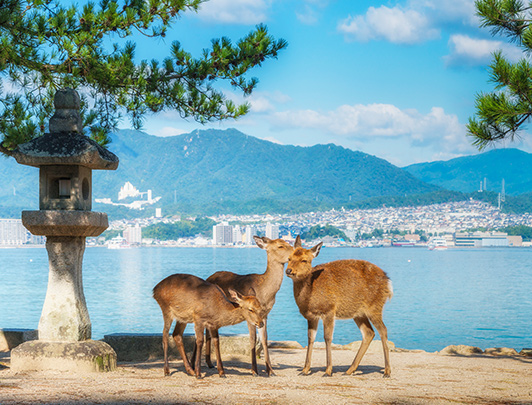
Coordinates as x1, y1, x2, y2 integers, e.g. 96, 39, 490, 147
0, 128, 530, 216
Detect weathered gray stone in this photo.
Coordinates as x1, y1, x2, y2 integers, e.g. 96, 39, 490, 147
439, 345, 483, 356
38, 236, 91, 341
11, 131, 119, 170
9, 89, 118, 170
11, 340, 116, 372
22, 210, 108, 237
484, 347, 519, 356
103, 333, 258, 362
48, 88, 83, 133
7, 87, 119, 373
0, 329, 38, 352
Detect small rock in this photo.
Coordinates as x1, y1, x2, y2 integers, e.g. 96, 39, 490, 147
485, 347, 519, 356
439, 345, 483, 356
519, 348, 532, 357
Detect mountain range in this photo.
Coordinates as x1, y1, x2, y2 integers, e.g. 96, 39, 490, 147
403, 148, 532, 196
0, 128, 531, 217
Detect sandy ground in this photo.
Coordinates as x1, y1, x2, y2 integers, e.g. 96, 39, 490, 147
1, 346, 531, 404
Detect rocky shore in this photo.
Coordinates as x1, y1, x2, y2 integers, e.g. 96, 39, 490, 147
1, 339, 531, 404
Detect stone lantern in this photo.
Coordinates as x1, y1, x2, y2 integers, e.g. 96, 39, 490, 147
9, 88, 119, 372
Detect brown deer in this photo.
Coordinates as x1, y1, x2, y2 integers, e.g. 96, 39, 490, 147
152, 273, 264, 379
285, 236, 393, 377
205, 236, 293, 376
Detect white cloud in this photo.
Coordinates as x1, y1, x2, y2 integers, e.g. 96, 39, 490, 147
409, 0, 478, 26
296, 0, 330, 25
338, 5, 439, 44
225, 90, 291, 114
270, 103, 473, 157
296, 5, 318, 25
445, 34, 523, 66
196, 0, 269, 24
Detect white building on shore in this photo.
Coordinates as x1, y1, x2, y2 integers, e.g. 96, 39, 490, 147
265, 222, 279, 239
213, 222, 233, 245
123, 224, 142, 244
0, 219, 45, 245
244, 225, 257, 245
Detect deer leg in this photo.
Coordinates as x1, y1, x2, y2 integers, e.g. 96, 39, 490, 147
190, 336, 196, 369
205, 329, 214, 368
323, 314, 336, 376
210, 329, 225, 377
162, 316, 172, 376
301, 318, 319, 375
193, 323, 205, 379
368, 314, 391, 378
346, 316, 375, 376
172, 322, 195, 376
258, 318, 275, 377
247, 321, 259, 376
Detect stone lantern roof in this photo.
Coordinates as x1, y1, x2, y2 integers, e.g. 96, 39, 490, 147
9, 88, 118, 170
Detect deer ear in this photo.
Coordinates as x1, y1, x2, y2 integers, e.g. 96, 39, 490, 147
253, 236, 268, 249
228, 289, 243, 304
311, 242, 323, 258
294, 235, 302, 248
248, 287, 257, 297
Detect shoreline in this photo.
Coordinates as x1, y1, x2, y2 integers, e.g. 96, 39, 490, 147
1, 341, 531, 404
2, 243, 532, 249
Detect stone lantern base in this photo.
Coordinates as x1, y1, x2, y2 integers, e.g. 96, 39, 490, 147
11, 340, 116, 373
12, 209, 117, 372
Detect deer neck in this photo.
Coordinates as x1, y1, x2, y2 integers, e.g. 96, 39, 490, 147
292, 275, 313, 307
217, 302, 246, 327
260, 256, 285, 298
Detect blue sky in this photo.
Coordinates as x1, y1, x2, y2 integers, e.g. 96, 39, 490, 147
127, 0, 532, 167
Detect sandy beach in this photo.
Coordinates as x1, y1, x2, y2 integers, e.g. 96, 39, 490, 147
1, 342, 531, 404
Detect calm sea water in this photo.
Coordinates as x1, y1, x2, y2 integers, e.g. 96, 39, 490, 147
1, 246, 531, 352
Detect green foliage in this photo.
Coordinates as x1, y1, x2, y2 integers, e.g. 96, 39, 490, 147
89, 128, 436, 214
301, 224, 349, 242
360, 228, 384, 240
142, 217, 216, 240
500, 224, 532, 240
0, 0, 287, 151
468, 0, 532, 148
100, 229, 121, 241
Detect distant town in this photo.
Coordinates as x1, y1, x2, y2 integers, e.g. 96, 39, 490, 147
3, 198, 531, 249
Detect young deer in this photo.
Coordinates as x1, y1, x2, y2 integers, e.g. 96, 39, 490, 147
286, 236, 393, 377
205, 236, 293, 376
153, 273, 264, 379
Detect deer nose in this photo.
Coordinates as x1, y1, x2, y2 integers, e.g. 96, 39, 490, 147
286, 268, 292, 275
257, 321, 265, 328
